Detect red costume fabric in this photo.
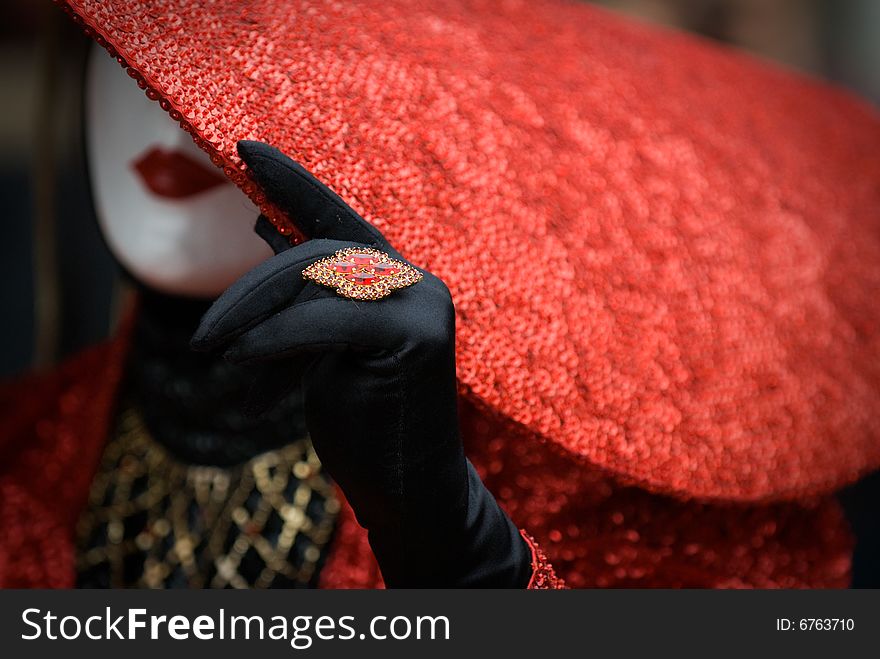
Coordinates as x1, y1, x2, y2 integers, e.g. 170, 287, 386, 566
0, 323, 852, 588
0, 0, 874, 587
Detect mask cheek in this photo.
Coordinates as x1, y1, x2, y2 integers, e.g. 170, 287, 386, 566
96, 187, 271, 297
86, 45, 270, 297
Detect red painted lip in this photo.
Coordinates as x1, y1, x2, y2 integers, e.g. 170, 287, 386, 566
131, 146, 227, 199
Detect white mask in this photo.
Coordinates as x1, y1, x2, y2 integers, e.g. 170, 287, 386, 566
85, 47, 271, 298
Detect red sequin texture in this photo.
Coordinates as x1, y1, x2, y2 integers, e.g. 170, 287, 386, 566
461, 400, 852, 588
0, 482, 73, 588
521, 531, 565, 589
55, 0, 880, 501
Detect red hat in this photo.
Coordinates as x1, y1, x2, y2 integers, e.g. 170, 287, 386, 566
57, 0, 880, 501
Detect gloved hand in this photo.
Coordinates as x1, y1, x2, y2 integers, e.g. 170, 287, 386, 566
191, 141, 531, 587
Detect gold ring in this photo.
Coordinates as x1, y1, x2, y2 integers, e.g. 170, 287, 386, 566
302, 247, 423, 300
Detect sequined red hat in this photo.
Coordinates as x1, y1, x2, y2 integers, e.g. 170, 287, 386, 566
57, 0, 880, 501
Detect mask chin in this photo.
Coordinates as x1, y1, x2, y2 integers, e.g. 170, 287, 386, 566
84, 46, 271, 299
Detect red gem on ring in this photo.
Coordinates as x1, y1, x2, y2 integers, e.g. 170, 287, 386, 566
302, 247, 423, 300
329, 260, 357, 273
372, 263, 400, 276
350, 252, 377, 265
346, 272, 379, 285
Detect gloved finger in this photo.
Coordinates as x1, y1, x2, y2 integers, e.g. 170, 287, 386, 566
222, 297, 403, 364
254, 215, 293, 255
237, 141, 401, 258
191, 237, 354, 351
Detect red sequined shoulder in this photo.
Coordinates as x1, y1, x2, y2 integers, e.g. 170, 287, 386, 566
0, 333, 129, 587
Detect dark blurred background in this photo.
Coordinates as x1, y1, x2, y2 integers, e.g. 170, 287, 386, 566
0, 1, 877, 584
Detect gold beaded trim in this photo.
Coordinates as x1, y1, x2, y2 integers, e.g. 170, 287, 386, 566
302, 247, 422, 300
76, 406, 338, 589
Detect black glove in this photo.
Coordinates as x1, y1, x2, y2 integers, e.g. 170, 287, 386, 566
191, 141, 531, 587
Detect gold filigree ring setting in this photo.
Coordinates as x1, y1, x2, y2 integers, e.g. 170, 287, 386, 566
302, 247, 422, 300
